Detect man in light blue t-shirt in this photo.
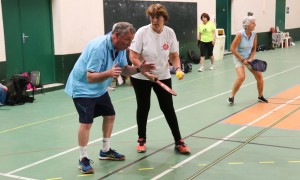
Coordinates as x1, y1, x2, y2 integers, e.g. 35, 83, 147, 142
65, 22, 155, 174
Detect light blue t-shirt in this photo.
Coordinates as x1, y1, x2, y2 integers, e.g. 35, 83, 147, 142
236, 29, 256, 59
65, 33, 127, 98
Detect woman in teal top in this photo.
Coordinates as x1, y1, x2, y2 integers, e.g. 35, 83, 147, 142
228, 15, 268, 104
197, 13, 216, 72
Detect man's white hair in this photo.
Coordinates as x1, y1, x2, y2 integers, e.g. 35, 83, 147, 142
242, 16, 256, 29
111, 22, 136, 36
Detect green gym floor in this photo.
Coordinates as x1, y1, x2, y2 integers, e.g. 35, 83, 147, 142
1, 42, 300, 180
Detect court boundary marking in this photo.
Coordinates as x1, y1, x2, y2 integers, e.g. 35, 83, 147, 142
97, 104, 249, 179
187, 98, 300, 179
192, 136, 300, 151
0, 113, 75, 135
0, 172, 37, 180
1, 65, 299, 135
3, 65, 300, 178
151, 95, 300, 180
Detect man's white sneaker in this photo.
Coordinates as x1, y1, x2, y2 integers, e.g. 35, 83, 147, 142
209, 64, 215, 70
198, 66, 204, 72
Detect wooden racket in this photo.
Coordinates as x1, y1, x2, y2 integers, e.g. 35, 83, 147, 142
154, 78, 177, 96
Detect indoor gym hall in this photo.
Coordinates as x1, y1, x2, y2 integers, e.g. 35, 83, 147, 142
0, 42, 300, 180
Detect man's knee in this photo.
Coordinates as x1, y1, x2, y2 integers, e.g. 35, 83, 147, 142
103, 115, 115, 122
80, 123, 92, 130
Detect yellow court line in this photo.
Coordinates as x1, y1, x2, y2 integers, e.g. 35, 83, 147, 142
288, 161, 300, 163
228, 162, 244, 165
197, 164, 207, 166
185, 100, 300, 180
77, 174, 93, 177
0, 112, 75, 134
45, 178, 62, 180
259, 161, 275, 164
138, 168, 154, 171
0, 95, 139, 135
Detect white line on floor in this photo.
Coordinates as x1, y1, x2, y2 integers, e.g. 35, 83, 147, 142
150, 95, 300, 180
7, 65, 300, 175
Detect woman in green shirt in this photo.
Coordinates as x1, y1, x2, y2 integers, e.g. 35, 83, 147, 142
197, 13, 216, 72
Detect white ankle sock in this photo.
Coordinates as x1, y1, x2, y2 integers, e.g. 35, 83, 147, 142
102, 138, 110, 152
79, 146, 88, 160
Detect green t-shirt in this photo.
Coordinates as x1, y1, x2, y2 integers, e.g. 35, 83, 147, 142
198, 21, 216, 42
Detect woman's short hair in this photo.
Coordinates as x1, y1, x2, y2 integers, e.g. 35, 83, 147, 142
112, 22, 136, 36
146, 3, 169, 21
242, 16, 256, 29
201, 13, 210, 21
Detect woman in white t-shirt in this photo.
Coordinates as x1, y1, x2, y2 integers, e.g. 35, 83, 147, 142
129, 3, 190, 154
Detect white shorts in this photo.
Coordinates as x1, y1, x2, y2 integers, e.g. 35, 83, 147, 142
232, 56, 244, 68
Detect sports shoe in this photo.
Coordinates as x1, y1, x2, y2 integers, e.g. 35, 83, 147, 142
228, 97, 234, 105
198, 66, 204, 72
258, 96, 268, 103
137, 138, 146, 153
99, 148, 125, 160
174, 139, 190, 154
209, 64, 215, 70
78, 157, 94, 174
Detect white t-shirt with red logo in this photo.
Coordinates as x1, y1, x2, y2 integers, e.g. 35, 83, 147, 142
130, 24, 179, 80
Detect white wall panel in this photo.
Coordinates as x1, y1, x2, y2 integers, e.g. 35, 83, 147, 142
286, 0, 300, 29
0, 2, 6, 62
52, 0, 215, 55
231, 0, 275, 34
52, 0, 104, 55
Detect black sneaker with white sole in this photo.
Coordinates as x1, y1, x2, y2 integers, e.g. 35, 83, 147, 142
228, 97, 234, 105
258, 96, 268, 103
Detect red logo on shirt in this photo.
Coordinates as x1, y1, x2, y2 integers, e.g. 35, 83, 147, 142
163, 43, 169, 50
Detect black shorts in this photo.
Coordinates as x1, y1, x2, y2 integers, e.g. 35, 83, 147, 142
200, 41, 214, 57
73, 92, 115, 124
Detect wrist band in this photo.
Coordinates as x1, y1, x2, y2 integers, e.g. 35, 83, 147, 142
136, 66, 140, 73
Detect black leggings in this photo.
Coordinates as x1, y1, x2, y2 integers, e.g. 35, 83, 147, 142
130, 77, 182, 142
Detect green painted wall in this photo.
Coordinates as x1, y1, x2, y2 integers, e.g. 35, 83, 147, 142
287, 28, 300, 41
257, 32, 273, 47
0, 53, 80, 85
0, 61, 6, 82
276, 0, 286, 32
216, 0, 231, 50
54, 54, 80, 84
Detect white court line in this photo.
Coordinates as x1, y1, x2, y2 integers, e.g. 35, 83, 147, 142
151, 95, 300, 180
7, 65, 300, 175
0, 172, 37, 180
